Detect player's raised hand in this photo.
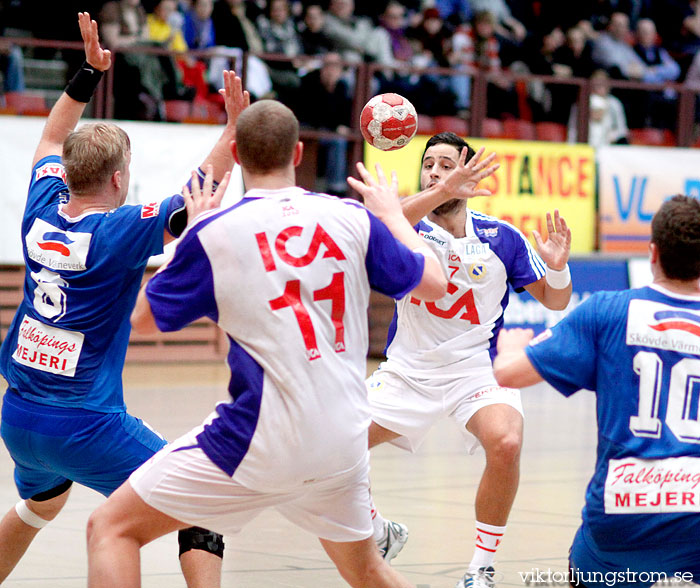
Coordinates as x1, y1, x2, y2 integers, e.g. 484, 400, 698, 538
532, 210, 571, 270
348, 162, 401, 223
443, 146, 499, 200
220, 70, 250, 131
183, 166, 230, 226
78, 12, 111, 72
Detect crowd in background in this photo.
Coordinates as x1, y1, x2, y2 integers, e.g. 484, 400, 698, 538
3, 0, 700, 182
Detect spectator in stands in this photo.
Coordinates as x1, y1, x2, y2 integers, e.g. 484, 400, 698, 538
376, 1, 455, 114
146, 0, 198, 103
433, 0, 472, 29
449, 10, 518, 118
591, 11, 648, 80
633, 17, 681, 128
554, 25, 597, 79
257, 0, 304, 105
683, 48, 700, 123
469, 0, 526, 65
297, 52, 352, 197
100, 0, 173, 119
568, 69, 628, 147
183, 0, 215, 50
211, 0, 273, 100
299, 5, 336, 56
322, 0, 394, 67
0, 40, 26, 94
519, 26, 568, 123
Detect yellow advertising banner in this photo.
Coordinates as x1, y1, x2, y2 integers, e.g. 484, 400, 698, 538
364, 136, 596, 253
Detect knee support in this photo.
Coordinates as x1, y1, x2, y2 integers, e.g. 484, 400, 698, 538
15, 501, 50, 529
178, 526, 225, 559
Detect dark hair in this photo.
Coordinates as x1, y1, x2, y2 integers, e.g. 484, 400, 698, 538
236, 100, 299, 173
422, 132, 476, 162
651, 195, 700, 281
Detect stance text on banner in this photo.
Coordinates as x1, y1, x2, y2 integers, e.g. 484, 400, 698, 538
364, 137, 596, 253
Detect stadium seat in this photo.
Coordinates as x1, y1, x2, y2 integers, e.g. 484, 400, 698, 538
4, 92, 50, 116
628, 128, 676, 147
416, 114, 435, 135
187, 100, 226, 124
163, 100, 192, 123
433, 115, 469, 136
535, 121, 567, 142
502, 118, 536, 140
481, 118, 505, 138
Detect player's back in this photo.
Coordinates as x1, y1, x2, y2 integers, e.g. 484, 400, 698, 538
0, 156, 170, 412
573, 285, 700, 549
159, 187, 402, 490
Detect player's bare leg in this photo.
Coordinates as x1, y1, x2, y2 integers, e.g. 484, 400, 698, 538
87, 482, 187, 588
467, 403, 523, 524
321, 535, 415, 587
0, 487, 71, 582
180, 548, 222, 588
461, 402, 522, 583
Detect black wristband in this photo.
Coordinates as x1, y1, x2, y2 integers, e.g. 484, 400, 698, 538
65, 61, 104, 103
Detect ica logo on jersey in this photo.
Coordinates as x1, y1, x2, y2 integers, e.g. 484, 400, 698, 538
255, 224, 348, 361
25, 219, 91, 271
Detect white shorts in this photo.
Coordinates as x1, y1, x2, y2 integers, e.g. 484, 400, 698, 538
129, 429, 373, 542
366, 351, 523, 453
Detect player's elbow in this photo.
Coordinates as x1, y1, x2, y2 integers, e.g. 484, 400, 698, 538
130, 302, 159, 334
411, 265, 447, 301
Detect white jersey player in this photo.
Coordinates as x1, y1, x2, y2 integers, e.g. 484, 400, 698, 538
86, 100, 450, 588
366, 132, 573, 588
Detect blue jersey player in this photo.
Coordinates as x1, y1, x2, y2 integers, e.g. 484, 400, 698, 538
494, 195, 700, 587
0, 12, 248, 586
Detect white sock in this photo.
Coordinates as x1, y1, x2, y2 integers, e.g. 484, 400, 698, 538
369, 495, 386, 541
468, 521, 506, 571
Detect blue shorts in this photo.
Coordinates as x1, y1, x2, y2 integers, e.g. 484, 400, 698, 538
570, 523, 700, 588
1, 390, 167, 499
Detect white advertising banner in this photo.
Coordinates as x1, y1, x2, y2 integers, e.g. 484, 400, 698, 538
598, 144, 700, 254
0, 115, 244, 265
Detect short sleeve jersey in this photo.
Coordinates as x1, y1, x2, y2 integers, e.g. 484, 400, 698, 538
145, 187, 425, 490
526, 285, 700, 550
0, 156, 176, 412
385, 208, 546, 377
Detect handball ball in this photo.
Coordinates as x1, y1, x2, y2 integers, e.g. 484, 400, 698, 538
359, 93, 418, 151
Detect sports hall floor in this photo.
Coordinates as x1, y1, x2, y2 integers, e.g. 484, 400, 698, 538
0, 361, 600, 588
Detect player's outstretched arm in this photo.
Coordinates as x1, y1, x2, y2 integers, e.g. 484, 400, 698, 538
348, 162, 447, 301
493, 328, 543, 388
400, 146, 499, 226
523, 210, 573, 310
32, 12, 111, 167
197, 70, 250, 183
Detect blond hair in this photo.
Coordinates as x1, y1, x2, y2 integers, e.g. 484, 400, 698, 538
235, 100, 299, 173
63, 123, 131, 195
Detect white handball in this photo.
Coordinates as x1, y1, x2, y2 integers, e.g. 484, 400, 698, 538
359, 93, 418, 151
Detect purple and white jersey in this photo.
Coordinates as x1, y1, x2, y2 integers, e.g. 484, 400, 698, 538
385, 208, 545, 377
145, 187, 425, 490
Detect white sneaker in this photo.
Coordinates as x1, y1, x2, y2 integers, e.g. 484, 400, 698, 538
455, 566, 496, 588
376, 520, 408, 562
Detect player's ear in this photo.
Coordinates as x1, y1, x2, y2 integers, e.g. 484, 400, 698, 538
231, 140, 241, 165
112, 169, 121, 191
648, 241, 658, 264
292, 141, 304, 167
